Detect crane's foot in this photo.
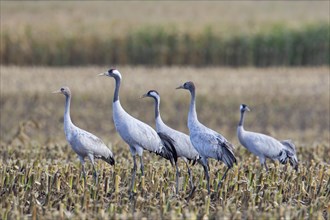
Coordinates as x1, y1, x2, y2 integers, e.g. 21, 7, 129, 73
93, 171, 98, 185
217, 180, 223, 192
185, 185, 196, 200
129, 191, 137, 200
81, 173, 87, 189
210, 191, 219, 201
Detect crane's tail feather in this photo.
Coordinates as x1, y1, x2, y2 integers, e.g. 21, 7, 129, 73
101, 155, 115, 166
281, 140, 297, 153
157, 132, 178, 166
280, 140, 298, 171
289, 155, 299, 171
219, 141, 237, 168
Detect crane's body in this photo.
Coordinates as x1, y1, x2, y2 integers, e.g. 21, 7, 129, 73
100, 69, 177, 197
54, 87, 114, 185
64, 124, 113, 163
157, 122, 199, 160
237, 104, 298, 171
142, 90, 199, 195
176, 81, 236, 194
113, 100, 164, 156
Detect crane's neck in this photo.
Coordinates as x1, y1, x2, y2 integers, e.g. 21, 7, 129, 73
153, 96, 160, 119
188, 88, 198, 127
113, 75, 121, 102
64, 95, 73, 130
153, 96, 164, 128
237, 110, 247, 144
238, 110, 246, 127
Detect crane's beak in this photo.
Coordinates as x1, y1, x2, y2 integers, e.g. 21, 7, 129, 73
140, 93, 148, 99
52, 90, 61, 94
176, 85, 184, 89
98, 72, 107, 76
246, 107, 251, 111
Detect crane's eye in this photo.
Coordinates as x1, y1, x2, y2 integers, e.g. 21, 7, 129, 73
61, 88, 64, 91
108, 69, 113, 73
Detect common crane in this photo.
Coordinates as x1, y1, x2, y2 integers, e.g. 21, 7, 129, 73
237, 104, 298, 171
142, 90, 200, 195
99, 69, 177, 196
53, 87, 115, 185
176, 81, 236, 194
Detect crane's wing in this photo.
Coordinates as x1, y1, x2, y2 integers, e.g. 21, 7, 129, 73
74, 129, 114, 165
120, 117, 178, 163
280, 139, 298, 171
157, 132, 178, 165
191, 132, 236, 167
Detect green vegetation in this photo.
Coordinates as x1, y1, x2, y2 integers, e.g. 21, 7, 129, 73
1, 23, 329, 66
1, 2, 329, 66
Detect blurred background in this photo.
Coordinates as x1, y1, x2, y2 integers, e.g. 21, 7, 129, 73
1, 1, 329, 148
1, 1, 329, 66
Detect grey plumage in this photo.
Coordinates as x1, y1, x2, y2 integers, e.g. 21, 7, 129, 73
176, 81, 237, 194
53, 87, 114, 185
237, 104, 298, 171
142, 90, 200, 195
99, 69, 177, 196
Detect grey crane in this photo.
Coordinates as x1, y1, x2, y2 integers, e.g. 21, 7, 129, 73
141, 90, 200, 195
99, 69, 177, 196
176, 81, 237, 194
53, 87, 115, 185
237, 104, 298, 171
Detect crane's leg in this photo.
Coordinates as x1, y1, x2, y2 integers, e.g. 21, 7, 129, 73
264, 161, 269, 172
184, 159, 196, 198
201, 158, 210, 194
139, 155, 144, 176
260, 157, 268, 172
203, 164, 210, 195
88, 154, 98, 185
217, 166, 230, 192
82, 164, 87, 187
92, 165, 98, 185
186, 163, 193, 189
183, 159, 194, 190
175, 161, 180, 194
130, 155, 137, 196
79, 157, 87, 187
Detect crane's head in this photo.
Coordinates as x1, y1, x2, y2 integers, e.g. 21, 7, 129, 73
240, 104, 250, 112
52, 86, 71, 97
98, 68, 122, 79
176, 81, 195, 91
141, 90, 160, 100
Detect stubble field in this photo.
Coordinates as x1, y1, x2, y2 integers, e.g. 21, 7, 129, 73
0, 66, 329, 219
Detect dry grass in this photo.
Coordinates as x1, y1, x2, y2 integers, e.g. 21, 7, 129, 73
0, 66, 329, 219
1, 66, 329, 143
0, 142, 329, 219
1, 1, 329, 37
